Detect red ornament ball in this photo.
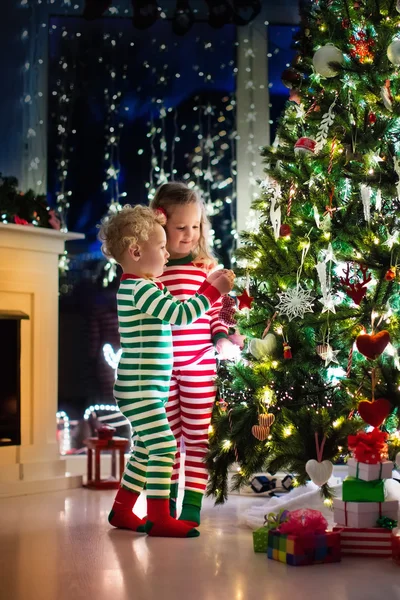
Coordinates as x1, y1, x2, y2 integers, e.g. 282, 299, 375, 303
342, 18, 350, 29
279, 224, 291, 237
385, 267, 396, 281
368, 113, 377, 125
281, 68, 302, 89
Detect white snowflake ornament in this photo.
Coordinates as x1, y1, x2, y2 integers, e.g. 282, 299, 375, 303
276, 286, 315, 321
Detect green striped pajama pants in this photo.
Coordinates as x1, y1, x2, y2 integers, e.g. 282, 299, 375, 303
114, 376, 178, 499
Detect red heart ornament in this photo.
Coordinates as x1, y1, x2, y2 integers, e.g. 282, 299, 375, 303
358, 398, 391, 428
356, 330, 390, 360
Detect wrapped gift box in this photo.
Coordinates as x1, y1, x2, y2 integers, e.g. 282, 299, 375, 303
342, 476, 385, 503
347, 458, 393, 482
267, 530, 341, 566
253, 527, 269, 553
333, 499, 398, 528
333, 526, 392, 557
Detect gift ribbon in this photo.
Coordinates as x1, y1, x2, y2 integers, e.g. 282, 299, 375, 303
355, 461, 383, 479
315, 432, 326, 462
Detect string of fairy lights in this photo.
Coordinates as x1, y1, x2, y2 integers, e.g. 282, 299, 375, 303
15, 1, 293, 438
16, 1, 284, 248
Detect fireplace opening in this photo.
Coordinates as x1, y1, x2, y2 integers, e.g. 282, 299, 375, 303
0, 311, 29, 446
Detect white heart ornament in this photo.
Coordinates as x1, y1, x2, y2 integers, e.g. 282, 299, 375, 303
305, 459, 333, 487
249, 333, 277, 360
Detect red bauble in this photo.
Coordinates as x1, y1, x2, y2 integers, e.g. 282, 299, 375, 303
368, 113, 377, 125
279, 224, 291, 237
341, 18, 350, 29
237, 289, 254, 310
385, 267, 396, 281
281, 68, 302, 89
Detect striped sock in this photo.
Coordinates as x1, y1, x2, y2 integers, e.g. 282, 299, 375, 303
169, 482, 179, 518
179, 490, 203, 526
108, 487, 146, 532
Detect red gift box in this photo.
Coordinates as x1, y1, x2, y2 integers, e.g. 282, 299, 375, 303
333, 526, 392, 557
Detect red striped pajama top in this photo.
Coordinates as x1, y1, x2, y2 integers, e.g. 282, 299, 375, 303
158, 254, 229, 366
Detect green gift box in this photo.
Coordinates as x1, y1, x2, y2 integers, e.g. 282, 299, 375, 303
253, 526, 270, 553
342, 476, 385, 503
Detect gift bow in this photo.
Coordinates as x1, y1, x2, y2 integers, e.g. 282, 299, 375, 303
377, 516, 398, 530
263, 508, 289, 530
348, 428, 388, 465
277, 508, 328, 536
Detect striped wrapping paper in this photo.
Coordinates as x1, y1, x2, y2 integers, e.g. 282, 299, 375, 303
333, 527, 392, 557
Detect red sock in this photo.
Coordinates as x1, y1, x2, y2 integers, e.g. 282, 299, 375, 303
108, 487, 146, 532
145, 498, 199, 538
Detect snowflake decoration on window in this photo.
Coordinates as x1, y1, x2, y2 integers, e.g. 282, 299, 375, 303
276, 286, 315, 321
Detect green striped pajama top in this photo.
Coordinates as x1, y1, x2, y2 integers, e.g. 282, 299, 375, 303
114, 274, 220, 398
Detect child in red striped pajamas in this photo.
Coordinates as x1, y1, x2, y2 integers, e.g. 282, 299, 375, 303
150, 182, 238, 526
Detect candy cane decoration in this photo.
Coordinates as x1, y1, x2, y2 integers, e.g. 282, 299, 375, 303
262, 311, 278, 338
305, 98, 319, 117
346, 344, 354, 378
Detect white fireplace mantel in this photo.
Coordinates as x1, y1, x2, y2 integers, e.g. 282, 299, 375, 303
0, 223, 84, 497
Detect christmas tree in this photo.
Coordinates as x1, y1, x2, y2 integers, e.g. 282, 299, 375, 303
207, 0, 400, 504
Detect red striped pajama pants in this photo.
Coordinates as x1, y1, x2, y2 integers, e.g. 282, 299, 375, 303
165, 350, 217, 495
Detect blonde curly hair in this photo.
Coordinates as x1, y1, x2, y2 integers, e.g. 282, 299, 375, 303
150, 182, 216, 268
98, 204, 166, 263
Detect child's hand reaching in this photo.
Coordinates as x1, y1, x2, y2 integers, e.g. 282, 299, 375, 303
215, 337, 241, 361
208, 270, 235, 295
206, 269, 230, 285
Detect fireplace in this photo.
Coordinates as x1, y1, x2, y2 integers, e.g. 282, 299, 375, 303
0, 311, 29, 446
0, 223, 83, 496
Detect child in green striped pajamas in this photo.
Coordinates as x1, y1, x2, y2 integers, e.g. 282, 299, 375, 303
98, 205, 234, 538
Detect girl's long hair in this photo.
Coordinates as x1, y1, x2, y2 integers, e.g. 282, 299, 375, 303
150, 182, 216, 268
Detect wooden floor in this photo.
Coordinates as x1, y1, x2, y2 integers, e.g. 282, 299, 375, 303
1, 488, 399, 600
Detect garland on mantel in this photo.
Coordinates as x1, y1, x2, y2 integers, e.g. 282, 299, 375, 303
0, 174, 60, 229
